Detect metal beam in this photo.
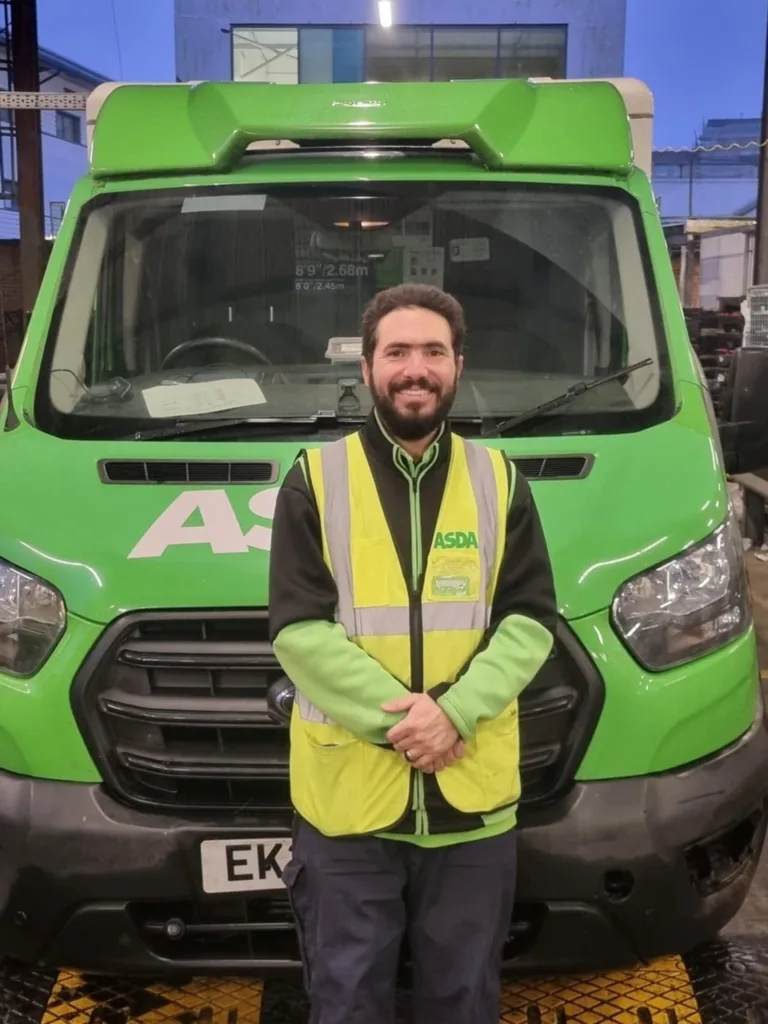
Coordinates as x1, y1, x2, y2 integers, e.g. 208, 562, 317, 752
9, 0, 46, 323
754, 6, 768, 283
0, 90, 86, 108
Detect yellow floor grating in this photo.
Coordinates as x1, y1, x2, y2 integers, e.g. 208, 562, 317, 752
42, 973, 264, 1024
500, 955, 702, 1022
32, 957, 708, 1024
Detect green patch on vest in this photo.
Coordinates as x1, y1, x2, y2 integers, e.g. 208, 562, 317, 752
432, 575, 471, 598
433, 531, 479, 550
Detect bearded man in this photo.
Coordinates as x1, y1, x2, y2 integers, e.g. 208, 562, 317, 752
268, 283, 558, 1024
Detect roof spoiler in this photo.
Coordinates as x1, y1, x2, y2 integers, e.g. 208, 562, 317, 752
85, 78, 638, 180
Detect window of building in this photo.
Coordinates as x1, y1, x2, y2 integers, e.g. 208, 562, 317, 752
56, 111, 82, 145
232, 28, 299, 83
365, 26, 432, 82
231, 24, 566, 85
499, 27, 567, 79
49, 201, 66, 235
365, 25, 566, 83
298, 28, 365, 83
2, 177, 17, 212
432, 29, 499, 81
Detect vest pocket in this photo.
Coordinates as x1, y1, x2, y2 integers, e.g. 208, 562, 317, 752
436, 708, 521, 814
295, 730, 411, 836
476, 711, 521, 809
302, 732, 366, 834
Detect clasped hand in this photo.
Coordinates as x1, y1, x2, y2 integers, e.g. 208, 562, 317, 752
381, 693, 465, 773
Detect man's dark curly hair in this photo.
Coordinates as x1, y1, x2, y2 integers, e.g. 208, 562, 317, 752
361, 283, 466, 362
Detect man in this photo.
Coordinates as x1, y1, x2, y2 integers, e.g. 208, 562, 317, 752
268, 283, 558, 1024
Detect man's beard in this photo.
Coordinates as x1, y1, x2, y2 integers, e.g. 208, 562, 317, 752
371, 374, 457, 441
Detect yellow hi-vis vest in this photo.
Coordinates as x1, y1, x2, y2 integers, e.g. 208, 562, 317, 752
290, 429, 517, 837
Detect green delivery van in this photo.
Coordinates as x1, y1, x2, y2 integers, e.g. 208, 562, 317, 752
1, 75, 768, 976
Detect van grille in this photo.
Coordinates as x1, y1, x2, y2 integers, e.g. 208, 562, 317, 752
72, 612, 602, 816
99, 460, 277, 484
508, 455, 592, 480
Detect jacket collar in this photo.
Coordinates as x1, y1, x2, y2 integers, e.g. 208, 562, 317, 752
362, 408, 452, 471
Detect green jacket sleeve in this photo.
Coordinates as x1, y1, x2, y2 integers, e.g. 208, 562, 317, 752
432, 467, 558, 740
273, 620, 409, 744
268, 461, 407, 745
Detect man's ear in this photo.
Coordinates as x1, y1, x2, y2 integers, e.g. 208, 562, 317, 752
456, 353, 464, 380
361, 356, 371, 387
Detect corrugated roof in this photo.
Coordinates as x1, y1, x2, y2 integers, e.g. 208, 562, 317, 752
0, 31, 108, 88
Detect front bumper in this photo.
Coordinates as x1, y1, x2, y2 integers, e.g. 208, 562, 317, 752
1, 706, 768, 977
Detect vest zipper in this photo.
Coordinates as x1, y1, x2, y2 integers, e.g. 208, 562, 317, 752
391, 438, 439, 838
405, 454, 431, 837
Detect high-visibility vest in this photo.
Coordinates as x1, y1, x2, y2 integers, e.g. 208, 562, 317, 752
290, 429, 517, 837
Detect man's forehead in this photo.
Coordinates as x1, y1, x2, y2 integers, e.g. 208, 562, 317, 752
380, 336, 451, 348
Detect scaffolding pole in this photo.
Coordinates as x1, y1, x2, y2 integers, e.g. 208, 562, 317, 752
754, 4, 768, 284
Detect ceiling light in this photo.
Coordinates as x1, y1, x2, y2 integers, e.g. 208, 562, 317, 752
378, 1, 393, 28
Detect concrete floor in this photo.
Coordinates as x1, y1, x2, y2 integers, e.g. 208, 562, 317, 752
721, 552, 768, 940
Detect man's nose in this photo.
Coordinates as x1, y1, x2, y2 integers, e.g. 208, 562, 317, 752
404, 349, 428, 374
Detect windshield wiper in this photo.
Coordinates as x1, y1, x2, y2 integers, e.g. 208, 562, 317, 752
123, 413, 367, 442
480, 358, 654, 438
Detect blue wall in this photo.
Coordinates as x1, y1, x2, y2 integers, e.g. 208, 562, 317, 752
175, 0, 626, 83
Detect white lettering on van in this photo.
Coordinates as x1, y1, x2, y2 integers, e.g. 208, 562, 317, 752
242, 488, 279, 551
128, 487, 280, 559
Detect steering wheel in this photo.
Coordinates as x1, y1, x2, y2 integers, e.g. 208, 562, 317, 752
160, 336, 273, 370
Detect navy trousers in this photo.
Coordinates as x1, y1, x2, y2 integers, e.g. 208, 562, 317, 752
282, 816, 518, 1024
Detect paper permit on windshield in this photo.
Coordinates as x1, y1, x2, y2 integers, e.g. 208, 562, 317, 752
142, 379, 266, 418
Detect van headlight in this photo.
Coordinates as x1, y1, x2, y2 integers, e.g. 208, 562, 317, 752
0, 561, 66, 676
612, 514, 751, 671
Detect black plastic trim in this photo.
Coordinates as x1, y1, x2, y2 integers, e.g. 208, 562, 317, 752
99, 691, 273, 727
71, 610, 603, 819
98, 459, 279, 485
0, 709, 765, 974
70, 608, 291, 820
507, 453, 594, 481
516, 619, 605, 817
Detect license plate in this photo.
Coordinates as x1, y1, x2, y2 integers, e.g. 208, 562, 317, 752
200, 838, 292, 894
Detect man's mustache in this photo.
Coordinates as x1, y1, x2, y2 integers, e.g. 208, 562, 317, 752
390, 377, 440, 394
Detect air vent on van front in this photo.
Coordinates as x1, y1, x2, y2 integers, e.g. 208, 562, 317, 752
99, 460, 278, 485
509, 455, 592, 480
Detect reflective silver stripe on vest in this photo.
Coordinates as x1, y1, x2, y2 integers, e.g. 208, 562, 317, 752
320, 439, 357, 634
295, 689, 335, 725
422, 600, 487, 631
463, 440, 500, 628
352, 602, 487, 635
318, 435, 502, 639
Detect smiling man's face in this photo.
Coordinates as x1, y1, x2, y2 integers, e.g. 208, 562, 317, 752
361, 305, 463, 443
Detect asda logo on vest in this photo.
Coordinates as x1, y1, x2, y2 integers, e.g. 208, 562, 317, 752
433, 531, 478, 550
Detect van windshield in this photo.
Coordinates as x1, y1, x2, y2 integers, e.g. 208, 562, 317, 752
36, 181, 673, 440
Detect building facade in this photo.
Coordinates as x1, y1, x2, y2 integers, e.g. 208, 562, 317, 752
174, 0, 627, 86
0, 38, 107, 240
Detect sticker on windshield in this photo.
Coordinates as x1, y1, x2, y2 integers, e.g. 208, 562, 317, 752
141, 379, 266, 418
181, 194, 267, 213
449, 238, 490, 263
403, 246, 444, 288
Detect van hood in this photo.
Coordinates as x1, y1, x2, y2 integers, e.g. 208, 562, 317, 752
0, 411, 727, 625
